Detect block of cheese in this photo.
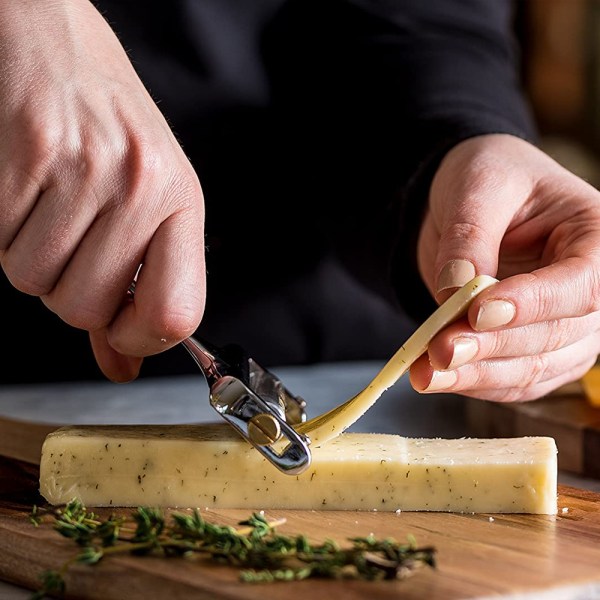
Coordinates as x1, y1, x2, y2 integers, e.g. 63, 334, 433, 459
39, 423, 558, 514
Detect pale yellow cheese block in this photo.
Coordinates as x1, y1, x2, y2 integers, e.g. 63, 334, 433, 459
39, 424, 558, 514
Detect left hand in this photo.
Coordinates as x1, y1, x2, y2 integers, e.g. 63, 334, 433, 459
410, 133, 600, 402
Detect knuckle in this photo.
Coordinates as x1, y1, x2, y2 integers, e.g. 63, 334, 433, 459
50, 299, 110, 332
79, 140, 126, 188
127, 134, 202, 209
144, 295, 204, 341
127, 132, 169, 185
543, 319, 572, 353
443, 221, 489, 247
136, 145, 167, 181
20, 130, 59, 182
43, 284, 115, 331
2, 260, 50, 296
146, 304, 203, 343
524, 273, 552, 322
522, 355, 550, 389
17, 110, 75, 179
485, 332, 508, 358
584, 265, 600, 315
169, 167, 203, 206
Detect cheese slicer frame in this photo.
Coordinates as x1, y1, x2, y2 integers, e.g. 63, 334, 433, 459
181, 337, 313, 475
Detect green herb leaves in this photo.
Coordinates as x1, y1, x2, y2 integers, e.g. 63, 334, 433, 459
30, 499, 436, 598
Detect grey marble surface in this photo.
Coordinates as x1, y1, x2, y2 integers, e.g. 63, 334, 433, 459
1, 360, 599, 599
0, 361, 469, 433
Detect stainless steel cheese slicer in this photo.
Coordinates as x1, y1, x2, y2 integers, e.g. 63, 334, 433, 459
180, 336, 312, 475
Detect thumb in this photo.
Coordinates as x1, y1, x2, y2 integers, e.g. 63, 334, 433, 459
428, 176, 521, 305
434, 258, 479, 304
421, 135, 539, 304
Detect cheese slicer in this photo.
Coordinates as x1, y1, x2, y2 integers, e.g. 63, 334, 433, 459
180, 336, 313, 475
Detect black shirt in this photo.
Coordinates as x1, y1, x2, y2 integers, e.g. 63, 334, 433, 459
1, 0, 536, 382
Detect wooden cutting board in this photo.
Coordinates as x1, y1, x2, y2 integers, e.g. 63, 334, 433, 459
1, 416, 600, 600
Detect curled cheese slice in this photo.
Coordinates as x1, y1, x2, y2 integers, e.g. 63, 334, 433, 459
296, 275, 499, 446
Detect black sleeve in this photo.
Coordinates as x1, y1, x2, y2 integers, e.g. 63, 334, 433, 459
264, 0, 537, 323
369, 0, 538, 321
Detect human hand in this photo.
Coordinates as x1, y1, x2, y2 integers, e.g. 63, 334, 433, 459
410, 133, 600, 401
0, 0, 206, 382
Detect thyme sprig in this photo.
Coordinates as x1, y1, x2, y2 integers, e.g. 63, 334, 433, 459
30, 499, 436, 598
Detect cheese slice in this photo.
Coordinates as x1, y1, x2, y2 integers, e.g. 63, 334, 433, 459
39, 424, 558, 514
298, 275, 499, 446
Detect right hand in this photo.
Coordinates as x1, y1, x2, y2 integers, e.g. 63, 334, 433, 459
0, 0, 206, 381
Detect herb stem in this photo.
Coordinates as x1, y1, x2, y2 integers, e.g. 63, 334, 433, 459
30, 499, 436, 599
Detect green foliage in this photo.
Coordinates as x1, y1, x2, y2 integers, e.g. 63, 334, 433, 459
30, 499, 436, 598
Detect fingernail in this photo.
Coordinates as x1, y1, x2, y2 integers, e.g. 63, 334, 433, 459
447, 337, 478, 370
474, 300, 515, 330
423, 370, 458, 392
437, 259, 476, 295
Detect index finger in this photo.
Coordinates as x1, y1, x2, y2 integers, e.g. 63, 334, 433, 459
469, 257, 600, 331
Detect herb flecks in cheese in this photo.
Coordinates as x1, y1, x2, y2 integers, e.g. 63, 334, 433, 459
39, 423, 558, 514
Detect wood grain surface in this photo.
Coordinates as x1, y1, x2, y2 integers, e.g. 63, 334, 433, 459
1, 416, 600, 599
